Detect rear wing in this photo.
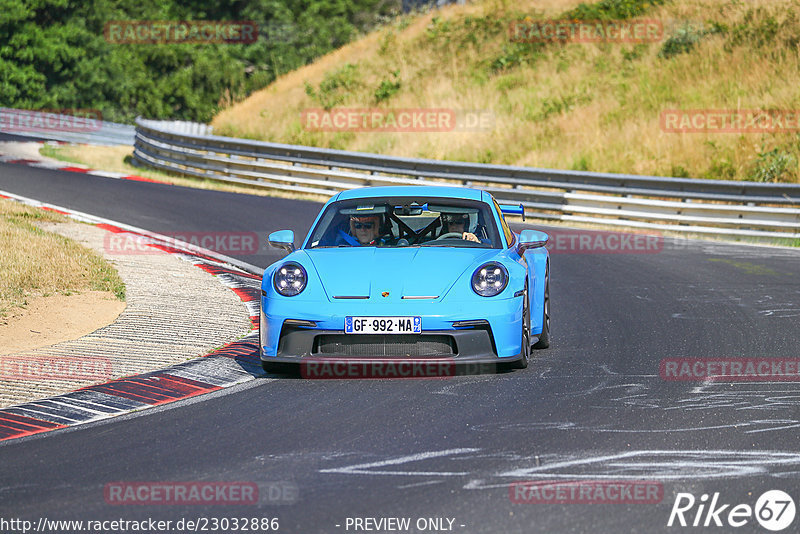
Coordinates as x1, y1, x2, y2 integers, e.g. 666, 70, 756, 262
499, 203, 525, 221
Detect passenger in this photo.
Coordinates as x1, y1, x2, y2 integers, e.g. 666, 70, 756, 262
442, 213, 480, 243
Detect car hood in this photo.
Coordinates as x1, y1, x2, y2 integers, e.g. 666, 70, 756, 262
305, 247, 496, 300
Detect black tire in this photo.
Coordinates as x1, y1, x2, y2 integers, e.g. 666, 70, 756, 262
258, 309, 273, 373
511, 283, 531, 369
533, 265, 550, 349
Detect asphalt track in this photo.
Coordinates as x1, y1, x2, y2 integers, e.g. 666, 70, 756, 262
1, 161, 800, 533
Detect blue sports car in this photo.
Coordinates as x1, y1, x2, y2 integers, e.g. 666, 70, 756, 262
259, 185, 550, 375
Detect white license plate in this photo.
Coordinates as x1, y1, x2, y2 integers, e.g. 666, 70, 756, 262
345, 316, 421, 334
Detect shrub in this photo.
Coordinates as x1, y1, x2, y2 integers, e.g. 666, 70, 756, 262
565, 0, 667, 21
571, 155, 590, 171
374, 70, 401, 102
535, 93, 592, 121
728, 8, 800, 52
659, 21, 725, 59
671, 165, 690, 178
490, 43, 544, 72
748, 146, 798, 183
305, 63, 362, 109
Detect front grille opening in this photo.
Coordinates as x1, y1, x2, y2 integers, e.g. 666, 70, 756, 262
313, 334, 456, 357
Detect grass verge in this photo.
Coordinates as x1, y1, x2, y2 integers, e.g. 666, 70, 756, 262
0, 198, 125, 320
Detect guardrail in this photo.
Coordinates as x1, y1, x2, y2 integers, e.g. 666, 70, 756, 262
133, 117, 800, 240
0, 107, 135, 145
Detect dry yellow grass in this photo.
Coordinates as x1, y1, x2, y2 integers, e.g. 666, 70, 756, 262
213, 0, 800, 182
0, 198, 125, 320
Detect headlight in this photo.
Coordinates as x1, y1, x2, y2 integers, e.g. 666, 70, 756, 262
273, 262, 307, 296
471, 262, 508, 297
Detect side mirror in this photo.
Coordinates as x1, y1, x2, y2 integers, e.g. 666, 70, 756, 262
517, 229, 549, 254
268, 230, 295, 253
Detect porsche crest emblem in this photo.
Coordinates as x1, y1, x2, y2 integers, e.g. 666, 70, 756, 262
381, 291, 390, 298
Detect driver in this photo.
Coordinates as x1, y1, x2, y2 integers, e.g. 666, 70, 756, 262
349, 215, 385, 246
442, 213, 480, 243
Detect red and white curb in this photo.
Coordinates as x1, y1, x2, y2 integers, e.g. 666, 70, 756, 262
0, 190, 266, 443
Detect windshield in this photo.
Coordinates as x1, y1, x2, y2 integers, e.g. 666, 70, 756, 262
305, 197, 502, 249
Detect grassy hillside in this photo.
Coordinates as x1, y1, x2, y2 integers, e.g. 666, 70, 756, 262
212, 0, 800, 182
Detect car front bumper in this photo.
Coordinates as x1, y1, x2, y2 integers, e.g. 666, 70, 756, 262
259, 303, 525, 366
259, 292, 523, 362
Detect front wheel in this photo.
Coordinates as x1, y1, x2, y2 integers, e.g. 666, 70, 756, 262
511, 284, 531, 369
533, 265, 550, 349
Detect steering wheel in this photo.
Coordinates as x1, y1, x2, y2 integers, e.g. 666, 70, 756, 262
436, 232, 463, 240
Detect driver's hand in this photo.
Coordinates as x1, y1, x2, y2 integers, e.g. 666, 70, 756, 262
462, 232, 479, 243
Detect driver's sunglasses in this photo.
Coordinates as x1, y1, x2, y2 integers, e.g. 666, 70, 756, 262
353, 222, 375, 230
